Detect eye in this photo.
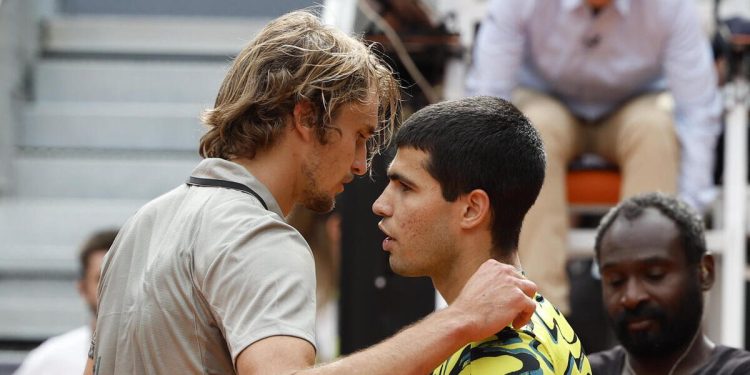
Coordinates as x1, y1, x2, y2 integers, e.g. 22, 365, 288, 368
356, 133, 368, 147
608, 279, 624, 288
399, 181, 412, 192
602, 272, 625, 288
644, 267, 666, 282
358, 131, 372, 142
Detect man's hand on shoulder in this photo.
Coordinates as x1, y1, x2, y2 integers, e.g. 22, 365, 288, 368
450, 259, 537, 341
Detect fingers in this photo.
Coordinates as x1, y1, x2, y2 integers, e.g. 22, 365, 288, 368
479, 259, 537, 297
517, 277, 537, 299
449, 259, 542, 340
511, 295, 537, 329
510, 276, 537, 329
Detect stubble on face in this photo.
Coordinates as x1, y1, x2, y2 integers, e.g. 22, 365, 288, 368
611, 273, 704, 358
300, 155, 336, 213
387, 219, 454, 278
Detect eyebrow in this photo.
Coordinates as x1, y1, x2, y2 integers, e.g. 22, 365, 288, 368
600, 255, 673, 270
386, 171, 417, 188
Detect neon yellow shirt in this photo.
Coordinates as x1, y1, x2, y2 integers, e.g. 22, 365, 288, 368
433, 294, 591, 375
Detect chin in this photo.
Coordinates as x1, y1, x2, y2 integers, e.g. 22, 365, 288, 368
303, 195, 335, 213
389, 259, 424, 278
388, 259, 407, 276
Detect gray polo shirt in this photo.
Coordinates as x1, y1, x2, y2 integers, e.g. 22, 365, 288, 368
91, 158, 317, 374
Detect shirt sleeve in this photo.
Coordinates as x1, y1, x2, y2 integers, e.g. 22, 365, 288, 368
663, 0, 722, 212
195, 202, 317, 364
465, 0, 530, 98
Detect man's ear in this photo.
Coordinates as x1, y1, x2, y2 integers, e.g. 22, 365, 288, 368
459, 189, 491, 231
699, 253, 715, 291
292, 100, 315, 142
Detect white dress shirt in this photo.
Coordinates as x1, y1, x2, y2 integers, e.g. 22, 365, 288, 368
14, 326, 90, 375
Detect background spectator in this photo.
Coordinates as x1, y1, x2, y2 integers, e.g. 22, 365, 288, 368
14, 229, 117, 375
467, 0, 721, 314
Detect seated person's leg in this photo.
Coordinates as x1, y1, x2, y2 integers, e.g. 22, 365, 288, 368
593, 93, 679, 198
514, 88, 582, 315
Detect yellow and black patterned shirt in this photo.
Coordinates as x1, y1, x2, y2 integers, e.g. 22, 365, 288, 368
433, 294, 591, 375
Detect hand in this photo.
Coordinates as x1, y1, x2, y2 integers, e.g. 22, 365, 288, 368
450, 259, 537, 341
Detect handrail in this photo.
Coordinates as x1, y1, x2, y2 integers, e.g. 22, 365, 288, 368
0, 0, 40, 196
721, 75, 749, 348
0, 0, 14, 196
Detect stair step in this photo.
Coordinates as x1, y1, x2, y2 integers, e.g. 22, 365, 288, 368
43, 15, 270, 56
0, 278, 88, 340
0, 197, 146, 341
33, 59, 229, 103
0, 196, 145, 341
21, 102, 205, 150
0, 197, 144, 252
13, 153, 198, 199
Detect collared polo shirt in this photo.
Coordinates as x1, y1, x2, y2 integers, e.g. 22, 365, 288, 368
91, 158, 317, 374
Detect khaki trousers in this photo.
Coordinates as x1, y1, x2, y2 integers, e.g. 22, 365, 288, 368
514, 89, 679, 315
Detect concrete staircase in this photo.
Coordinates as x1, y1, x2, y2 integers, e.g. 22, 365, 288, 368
0, 14, 268, 344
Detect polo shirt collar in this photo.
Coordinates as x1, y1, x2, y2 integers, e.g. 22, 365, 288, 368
190, 158, 284, 217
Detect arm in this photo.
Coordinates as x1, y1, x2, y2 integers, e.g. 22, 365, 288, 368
237, 259, 537, 375
83, 358, 94, 375
465, 0, 529, 98
663, 0, 722, 212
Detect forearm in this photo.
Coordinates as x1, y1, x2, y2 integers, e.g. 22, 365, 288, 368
82, 357, 94, 375
673, 85, 721, 211
236, 260, 535, 375
663, 0, 721, 211
465, 0, 525, 98
298, 307, 472, 375
677, 122, 720, 211
297, 260, 537, 375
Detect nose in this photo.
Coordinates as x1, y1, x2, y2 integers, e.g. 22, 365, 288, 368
620, 278, 648, 310
351, 142, 367, 176
372, 189, 391, 217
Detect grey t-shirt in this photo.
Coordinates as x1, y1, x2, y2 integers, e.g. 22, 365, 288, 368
91, 158, 317, 374
589, 344, 750, 375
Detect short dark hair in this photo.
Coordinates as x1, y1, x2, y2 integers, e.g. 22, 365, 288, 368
79, 229, 118, 279
595, 192, 706, 264
395, 96, 546, 254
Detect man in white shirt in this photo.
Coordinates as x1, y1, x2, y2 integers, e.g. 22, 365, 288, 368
468, 0, 721, 314
14, 229, 116, 375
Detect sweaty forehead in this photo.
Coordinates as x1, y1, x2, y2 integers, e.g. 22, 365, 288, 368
599, 207, 684, 265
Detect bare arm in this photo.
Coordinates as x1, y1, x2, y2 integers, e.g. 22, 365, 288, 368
237, 259, 537, 375
466, 0, 528, 98
83, 358, 94, 375
662, 0, 722, 211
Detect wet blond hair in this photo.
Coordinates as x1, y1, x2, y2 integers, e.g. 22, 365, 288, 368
200, 10, 401, 169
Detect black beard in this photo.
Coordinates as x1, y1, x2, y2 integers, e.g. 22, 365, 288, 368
610, 280, 703, 358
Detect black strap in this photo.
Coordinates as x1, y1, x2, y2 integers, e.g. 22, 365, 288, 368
186, 176, 268, 210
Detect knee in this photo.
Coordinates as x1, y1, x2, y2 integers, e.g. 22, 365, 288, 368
619, 107, 676, 151
520, 107, 576, 159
